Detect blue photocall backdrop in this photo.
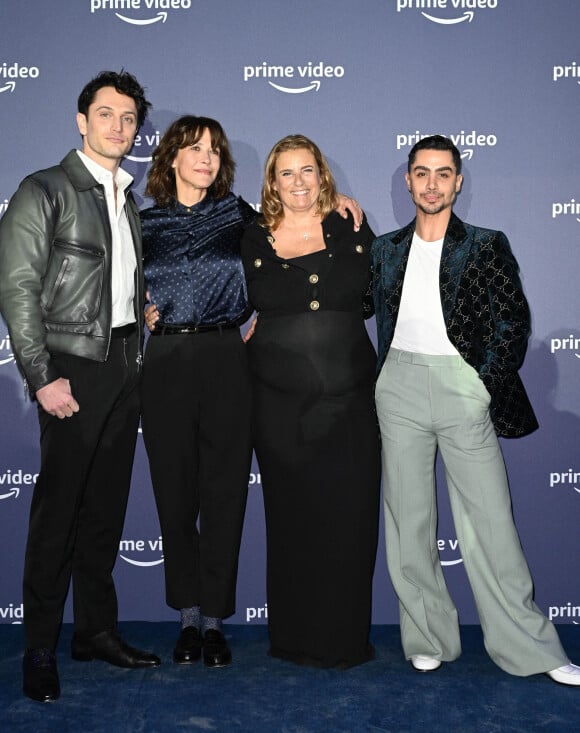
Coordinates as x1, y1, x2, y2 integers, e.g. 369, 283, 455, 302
0, 0, 578, 629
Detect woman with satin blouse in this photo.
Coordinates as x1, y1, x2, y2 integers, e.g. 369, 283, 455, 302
140, 116, 254, 669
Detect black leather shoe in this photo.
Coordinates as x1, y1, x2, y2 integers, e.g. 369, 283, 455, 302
23, 648, 60, 702
173, 626, 202, 664
203, 629, 232, 667
71, 629, 160, 668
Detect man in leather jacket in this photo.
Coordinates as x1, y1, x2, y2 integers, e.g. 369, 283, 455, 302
372, 135, 580, 686
0, 71, 160, 703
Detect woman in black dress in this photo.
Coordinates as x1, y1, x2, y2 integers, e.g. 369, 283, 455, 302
241, 135, 380, 668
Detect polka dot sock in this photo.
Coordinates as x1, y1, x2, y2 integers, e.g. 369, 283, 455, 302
180, 606, 201, 630
202, 616, 223, 633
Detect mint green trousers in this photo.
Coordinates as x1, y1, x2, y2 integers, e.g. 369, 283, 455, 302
375, 348, 567, 676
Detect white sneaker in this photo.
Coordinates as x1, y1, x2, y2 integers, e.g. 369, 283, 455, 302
411, 654, 442, 672
546, 662, 580, 686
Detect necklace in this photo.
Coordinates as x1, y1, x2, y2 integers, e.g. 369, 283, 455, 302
303, 231, 310, 240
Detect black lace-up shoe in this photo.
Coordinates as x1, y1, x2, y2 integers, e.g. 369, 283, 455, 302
23, 648, 60, 702
203, 629, 232, 667
173, 626, 202, 664
71, 629, 160, 668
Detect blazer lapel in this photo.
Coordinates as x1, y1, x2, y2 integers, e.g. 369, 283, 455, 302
387, 220, 414, 288
440, 213, 471, 322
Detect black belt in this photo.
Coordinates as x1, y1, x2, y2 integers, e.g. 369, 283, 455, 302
151, 322, 239, 336
111, 323, 136, 338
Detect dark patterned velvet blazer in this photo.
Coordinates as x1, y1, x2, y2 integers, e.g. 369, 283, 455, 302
371, 212, 538, 438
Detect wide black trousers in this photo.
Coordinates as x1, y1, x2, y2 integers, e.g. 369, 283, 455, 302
141, 329, 252, 619
247, 311, 381, 668
23, 331, 141, 650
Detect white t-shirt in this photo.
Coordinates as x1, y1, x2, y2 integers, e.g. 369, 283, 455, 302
391, 232, 460, 355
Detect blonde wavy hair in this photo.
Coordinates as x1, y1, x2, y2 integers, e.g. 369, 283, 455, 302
260, 134, 338, 230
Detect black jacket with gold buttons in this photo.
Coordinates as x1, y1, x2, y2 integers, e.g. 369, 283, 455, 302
241, 211, 375, 320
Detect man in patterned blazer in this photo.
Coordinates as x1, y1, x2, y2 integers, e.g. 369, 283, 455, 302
371, 135, 579, 685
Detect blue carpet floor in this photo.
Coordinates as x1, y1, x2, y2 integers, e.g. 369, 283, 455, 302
0, 623, 578, 732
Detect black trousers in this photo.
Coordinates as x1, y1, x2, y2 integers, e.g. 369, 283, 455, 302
141, 329, 252, 619
23, 331, 141, 650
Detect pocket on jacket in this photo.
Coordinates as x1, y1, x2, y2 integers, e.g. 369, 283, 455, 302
41, 240, 104, 323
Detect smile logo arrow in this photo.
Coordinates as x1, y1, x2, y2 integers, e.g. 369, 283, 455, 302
115, 11, 167, 25
422, 11, 474, 24
267, 81, 321, 94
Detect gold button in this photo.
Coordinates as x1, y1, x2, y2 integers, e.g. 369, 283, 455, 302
282, 263, 290, 269
355, 245, 364, 253
309, 300, 320, 311
309, 273, 319, 284
254, 258, 262, 268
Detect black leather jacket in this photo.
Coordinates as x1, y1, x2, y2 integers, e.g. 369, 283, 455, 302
0, 150, 144, 394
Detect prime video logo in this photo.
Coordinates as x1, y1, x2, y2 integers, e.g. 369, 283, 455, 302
438, 538, 463, 566
0, 63, 40, 95
89, 0, 191, 25
125, 129, 161, 163
243, 61, 345, 94
0, 333, 15, 366
0, 603, 23, 624
395, 0, 498, 25
549, 469, 580, 494
553, 62, 580, 84
548, 602, 580, 623
550, 334, 580, 359
246, 603, 268, 623
551, 198, 580, 222
0, 469, 38, 500
119, 536, 164, 567
396, 130, 497, 161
